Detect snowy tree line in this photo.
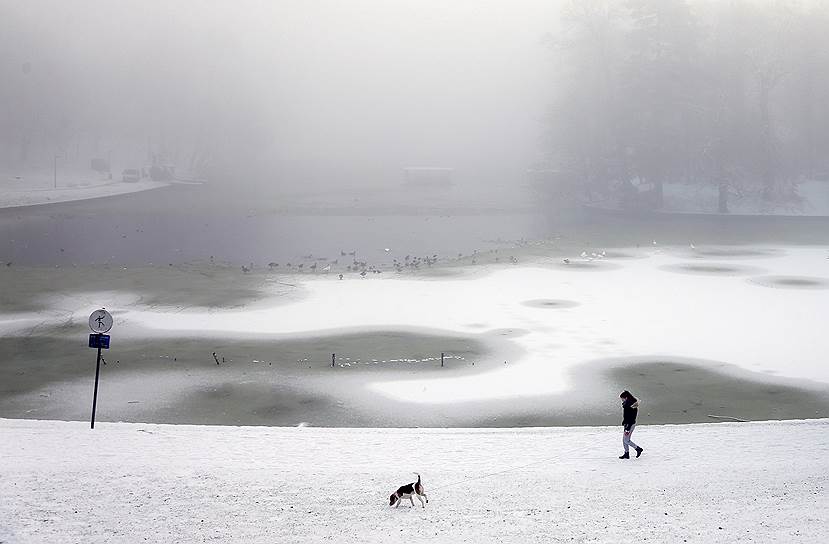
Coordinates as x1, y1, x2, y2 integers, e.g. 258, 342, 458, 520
547, 0, 829, 212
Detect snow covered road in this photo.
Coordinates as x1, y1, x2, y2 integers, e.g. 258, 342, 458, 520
1, 418, 826, 543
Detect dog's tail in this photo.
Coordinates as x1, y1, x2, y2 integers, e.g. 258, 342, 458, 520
413, 472, 427, 502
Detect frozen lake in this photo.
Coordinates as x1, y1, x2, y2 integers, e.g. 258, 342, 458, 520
2, 243, 828, 427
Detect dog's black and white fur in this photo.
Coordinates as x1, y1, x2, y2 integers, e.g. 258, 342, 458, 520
389, 472, 429, 508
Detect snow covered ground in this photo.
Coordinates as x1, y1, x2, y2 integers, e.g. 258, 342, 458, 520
0, 417, 826, 543
0, 172, 168, 209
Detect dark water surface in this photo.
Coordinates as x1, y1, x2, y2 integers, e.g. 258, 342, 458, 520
4, 183, 829, 268
0, 184, 549, 266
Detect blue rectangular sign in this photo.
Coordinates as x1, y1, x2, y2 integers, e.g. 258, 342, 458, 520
88, 334, 111, 349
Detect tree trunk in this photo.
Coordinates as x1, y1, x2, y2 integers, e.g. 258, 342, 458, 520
759, 78, 775, 202
653, 178, 664, 209
718, 182, 729, 213
19, 135, 30, 165
716, 145, 729, 214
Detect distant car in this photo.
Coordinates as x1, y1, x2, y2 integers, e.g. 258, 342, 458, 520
122, 169, 140, 183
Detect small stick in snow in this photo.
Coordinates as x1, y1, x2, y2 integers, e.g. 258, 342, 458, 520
707, 414, 749, 423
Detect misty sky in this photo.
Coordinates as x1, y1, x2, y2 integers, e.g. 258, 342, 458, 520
2, 1, 561, 184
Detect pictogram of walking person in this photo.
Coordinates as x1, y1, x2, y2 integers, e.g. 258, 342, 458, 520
619, 390, 644, 459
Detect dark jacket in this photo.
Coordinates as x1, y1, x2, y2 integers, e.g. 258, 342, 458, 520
622, 395, 639, 428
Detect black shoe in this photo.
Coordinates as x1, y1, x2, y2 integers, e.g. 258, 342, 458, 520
619, 452, 630, 459
635, 447, 643, 458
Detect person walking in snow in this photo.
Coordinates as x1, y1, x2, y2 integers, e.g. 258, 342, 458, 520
619, 390, 643, 459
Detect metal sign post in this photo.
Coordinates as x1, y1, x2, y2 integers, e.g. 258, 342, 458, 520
88, 309, 113, 429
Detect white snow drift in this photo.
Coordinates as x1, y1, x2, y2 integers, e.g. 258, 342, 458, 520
0, 418, 826, 543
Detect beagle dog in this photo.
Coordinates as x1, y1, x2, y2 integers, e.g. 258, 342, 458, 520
389, 473, 428, 508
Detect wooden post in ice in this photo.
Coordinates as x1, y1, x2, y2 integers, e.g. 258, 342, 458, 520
441, 352, 444, 367
332, 353, 335, 367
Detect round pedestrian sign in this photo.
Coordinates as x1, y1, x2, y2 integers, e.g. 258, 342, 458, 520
89, 309, 113, 333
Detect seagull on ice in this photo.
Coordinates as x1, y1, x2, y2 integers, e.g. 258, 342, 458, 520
580, 251, 588, 258
690, 242, 696, 250
563, 258, 570, 264
384, 248, 391, 252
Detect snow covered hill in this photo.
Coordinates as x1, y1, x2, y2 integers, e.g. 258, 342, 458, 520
1, 418, 826, 543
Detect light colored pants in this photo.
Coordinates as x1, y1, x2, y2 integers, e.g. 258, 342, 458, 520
622, 424, 640, 453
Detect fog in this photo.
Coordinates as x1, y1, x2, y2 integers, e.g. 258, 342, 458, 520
1, 0, 560, 192
2, 0, 829, 265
